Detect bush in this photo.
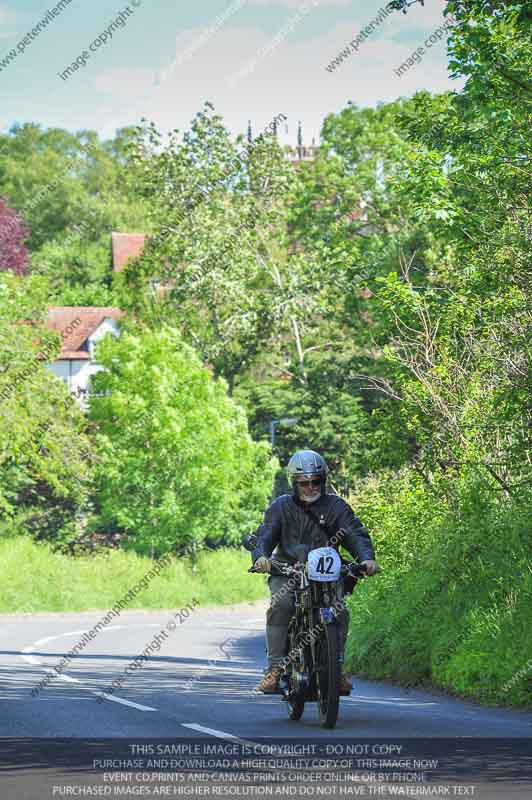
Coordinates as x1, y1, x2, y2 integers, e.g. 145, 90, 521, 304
0, 273, 95, 542
89, 325, 277, 556
345, 468, 532, 707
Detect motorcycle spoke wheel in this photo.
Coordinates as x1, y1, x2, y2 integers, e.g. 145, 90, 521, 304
285, 624, 305, 721
287, 696, 305, 720
316, 624, 340, 729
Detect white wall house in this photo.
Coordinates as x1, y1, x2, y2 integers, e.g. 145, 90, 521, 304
45, 307, 124, 408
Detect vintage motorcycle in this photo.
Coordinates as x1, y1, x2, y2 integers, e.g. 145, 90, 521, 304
244, 534, 369, 729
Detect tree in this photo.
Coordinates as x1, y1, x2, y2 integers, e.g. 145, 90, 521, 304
375, 1, 532, 495
280, 98, 432, 475
0, 273, 95, 542
0, 123, 148, 253
89, 325, 277, 556
446, 1, 532, 104
283, 0, 532, 490
124, 104, 324, 394
0, 198, 29, 275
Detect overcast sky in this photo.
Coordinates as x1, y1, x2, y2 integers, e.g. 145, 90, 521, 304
0, 0, 462, 144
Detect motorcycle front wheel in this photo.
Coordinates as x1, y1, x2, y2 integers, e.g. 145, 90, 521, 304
315, 623, 340, 729
287, 695, 305, 721
285, 621, 305, 721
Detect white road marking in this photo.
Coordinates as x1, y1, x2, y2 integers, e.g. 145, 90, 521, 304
21, 625, 155, 712
58, 674, 79, 684
21, 627, 126, 669
180, 664, 258, 673
19, 622, 439, 720
26, 635, 61, 646
354, 695, 423, 700
22, 626, 127, 656
182, 724, 315, 755
21, 649, 41, 666
181, 723, 258, 747
209, 627, 262, 632
92, 691, 156, 712
347, 697, 437, 707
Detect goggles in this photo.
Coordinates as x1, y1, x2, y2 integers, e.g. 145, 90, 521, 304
295, 477, 322, 489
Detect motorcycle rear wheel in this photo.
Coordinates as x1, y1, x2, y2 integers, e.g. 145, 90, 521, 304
316, 623, 340, 729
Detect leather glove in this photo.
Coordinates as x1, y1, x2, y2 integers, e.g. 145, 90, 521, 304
254, 556, 272, 573
360, 559, 380, 576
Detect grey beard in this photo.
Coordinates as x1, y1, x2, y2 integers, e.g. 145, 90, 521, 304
299, 490, 320, 504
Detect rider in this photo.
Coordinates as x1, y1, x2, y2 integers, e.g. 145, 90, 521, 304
252, 449, 379, 694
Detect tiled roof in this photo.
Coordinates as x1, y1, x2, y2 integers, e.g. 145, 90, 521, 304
46, 306, 124, 360
111, 232, 146, 273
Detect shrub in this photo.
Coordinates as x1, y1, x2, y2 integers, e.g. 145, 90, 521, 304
90, 325, 277, 556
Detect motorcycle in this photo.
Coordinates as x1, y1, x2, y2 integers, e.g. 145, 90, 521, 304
243, 534, 370, 729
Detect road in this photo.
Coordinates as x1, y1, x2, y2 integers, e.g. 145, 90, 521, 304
0, 601, 531, 798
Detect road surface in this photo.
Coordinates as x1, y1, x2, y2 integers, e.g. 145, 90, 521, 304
0, 601, 530, 798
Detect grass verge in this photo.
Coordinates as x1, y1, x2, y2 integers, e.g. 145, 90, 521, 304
0, 537, 268, 613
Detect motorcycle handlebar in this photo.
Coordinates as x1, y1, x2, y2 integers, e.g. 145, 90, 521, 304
248, 560, 377, 578
247, 560, 298, 576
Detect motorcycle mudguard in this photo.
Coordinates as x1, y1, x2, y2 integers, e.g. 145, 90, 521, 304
320, 607, 338, 625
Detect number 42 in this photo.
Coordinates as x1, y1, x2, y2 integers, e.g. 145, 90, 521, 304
316, 556, 334, 574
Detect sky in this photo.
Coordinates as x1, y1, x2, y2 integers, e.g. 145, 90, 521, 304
0, 0, 462, 145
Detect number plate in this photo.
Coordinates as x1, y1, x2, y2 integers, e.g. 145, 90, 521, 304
307, 547, 342, 582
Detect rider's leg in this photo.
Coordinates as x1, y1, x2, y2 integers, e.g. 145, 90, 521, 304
265, 574, 295, 669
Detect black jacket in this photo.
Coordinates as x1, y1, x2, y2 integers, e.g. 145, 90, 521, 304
252, 492, 375, 565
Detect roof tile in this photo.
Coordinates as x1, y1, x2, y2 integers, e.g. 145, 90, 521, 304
111, 232, 146, 272
46, 306, 124, 360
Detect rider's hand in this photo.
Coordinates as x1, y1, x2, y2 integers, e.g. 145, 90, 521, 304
360, 559, 380, 576
254, 556, 272, 573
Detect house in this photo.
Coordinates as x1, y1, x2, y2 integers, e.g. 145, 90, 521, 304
111, 231, 146, 273
45, 306, 124, 405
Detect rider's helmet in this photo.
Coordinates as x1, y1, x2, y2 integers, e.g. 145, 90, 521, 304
287, 450, 328, 504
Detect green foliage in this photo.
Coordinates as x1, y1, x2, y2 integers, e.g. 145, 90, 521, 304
30, 236, 112, 293
0, 124, 148, 252
89, 325, 277, 556
0, 0, 529, 711
446, 1, 532, 106
0, 537, 267, 612
345, 469, 532, 706
236, 344, 409, 493
0, 123, 148, 305
124, 104, 323, 393
50, 282, 119, 308
0, 274, 95, 539
281, 0, 531, 496
309, 1, 532, 707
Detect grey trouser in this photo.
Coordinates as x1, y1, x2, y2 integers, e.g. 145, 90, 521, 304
266, 574, 349, 669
